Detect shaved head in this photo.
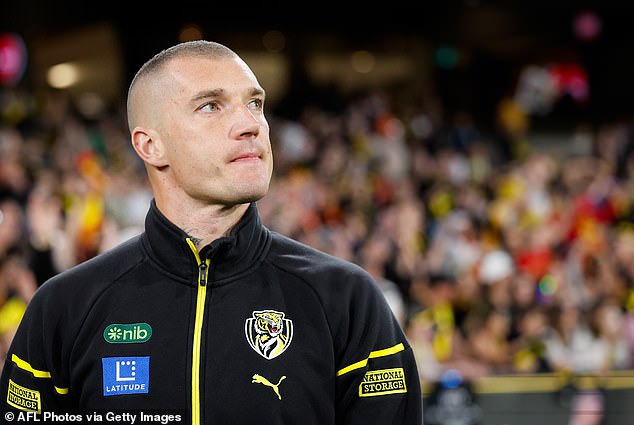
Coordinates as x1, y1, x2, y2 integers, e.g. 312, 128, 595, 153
126, 40, 239, 132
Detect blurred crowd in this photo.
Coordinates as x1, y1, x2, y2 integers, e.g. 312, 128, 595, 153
0, 86, 153, 369
2, 77, 634, 388
261, 89, 634, 385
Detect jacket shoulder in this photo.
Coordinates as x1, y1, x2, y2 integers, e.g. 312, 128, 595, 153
36, 235, 145, 303
266, 231, 375, 292
268, 231, 364, 270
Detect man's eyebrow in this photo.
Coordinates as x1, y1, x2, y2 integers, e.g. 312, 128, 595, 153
191, 87, 265, 103
249, 87, 265, 98
191, 89, 224, 102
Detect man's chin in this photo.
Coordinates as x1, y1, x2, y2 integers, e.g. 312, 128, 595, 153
229, 188, 269, 206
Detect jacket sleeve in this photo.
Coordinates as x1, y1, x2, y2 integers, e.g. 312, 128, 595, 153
0, 284, 73, 416
332, 269, 423, 425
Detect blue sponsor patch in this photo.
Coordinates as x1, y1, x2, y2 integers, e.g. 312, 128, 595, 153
102, 356, 150, 396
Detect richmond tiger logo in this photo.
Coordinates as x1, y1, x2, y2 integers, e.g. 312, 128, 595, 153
245, 310, 294, 360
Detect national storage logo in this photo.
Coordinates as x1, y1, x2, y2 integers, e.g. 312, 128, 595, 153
7, 379, 41, 413
104, 323, 152, 344
359, 367, 407, 397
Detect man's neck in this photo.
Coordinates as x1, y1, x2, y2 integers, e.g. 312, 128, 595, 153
156, 198, 250, 250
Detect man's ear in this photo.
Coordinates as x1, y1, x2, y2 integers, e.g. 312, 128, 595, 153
131, 127, 168, 168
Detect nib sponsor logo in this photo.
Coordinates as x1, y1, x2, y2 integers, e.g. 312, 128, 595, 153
104, 323, 152, 344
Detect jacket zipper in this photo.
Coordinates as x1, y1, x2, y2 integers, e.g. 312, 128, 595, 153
186, 239, 210, 425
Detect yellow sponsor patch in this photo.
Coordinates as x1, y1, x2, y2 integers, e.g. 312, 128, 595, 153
359, 367, 407, 397
7, 379, 41, 413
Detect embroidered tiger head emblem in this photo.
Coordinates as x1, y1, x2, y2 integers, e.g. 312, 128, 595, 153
256, 311, 285, 336
245, 310, 294, 360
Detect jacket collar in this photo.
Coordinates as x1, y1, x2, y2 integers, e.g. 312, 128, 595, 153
141, 199, 271, 286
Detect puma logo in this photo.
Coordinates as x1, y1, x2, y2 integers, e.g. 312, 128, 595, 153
252, 373, 286, 400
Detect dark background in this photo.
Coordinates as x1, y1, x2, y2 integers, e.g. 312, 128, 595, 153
3, 1, 634, 132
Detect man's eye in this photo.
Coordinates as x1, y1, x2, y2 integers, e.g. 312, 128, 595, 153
200, 102, 219, 112
248, 99, 263, 110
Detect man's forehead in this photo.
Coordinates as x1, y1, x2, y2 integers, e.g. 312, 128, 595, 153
163, 55, 260, 89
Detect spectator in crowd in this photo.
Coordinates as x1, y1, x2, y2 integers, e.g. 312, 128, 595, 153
543, 303, 604, 374
408, 272, 490, 381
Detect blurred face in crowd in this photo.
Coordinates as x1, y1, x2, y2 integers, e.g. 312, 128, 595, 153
129, 55, 273, 208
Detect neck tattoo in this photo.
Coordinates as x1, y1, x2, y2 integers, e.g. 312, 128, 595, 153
182, 227, 203, 248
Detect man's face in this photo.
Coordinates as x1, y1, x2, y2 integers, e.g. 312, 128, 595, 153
151, 55, 273, 207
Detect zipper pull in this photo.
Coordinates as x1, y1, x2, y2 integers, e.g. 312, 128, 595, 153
199, 262, 208, 286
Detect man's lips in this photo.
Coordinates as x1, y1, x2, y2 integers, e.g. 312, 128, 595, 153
230, 152, 261, 162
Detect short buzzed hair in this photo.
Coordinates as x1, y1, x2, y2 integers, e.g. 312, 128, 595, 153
128, 40, 238, 96
126, 40, 239, 130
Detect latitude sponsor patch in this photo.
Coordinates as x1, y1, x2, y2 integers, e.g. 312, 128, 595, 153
358, 367, 407, 397
102, 356, 150, 396
7, 379, 41, 413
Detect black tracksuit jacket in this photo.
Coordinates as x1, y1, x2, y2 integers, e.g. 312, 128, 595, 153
0, 201, 422, 424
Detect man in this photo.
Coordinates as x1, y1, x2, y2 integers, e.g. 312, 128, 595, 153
0, 40, 422, 424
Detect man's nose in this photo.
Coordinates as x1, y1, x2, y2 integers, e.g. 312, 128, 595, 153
230, 105, 261, 140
